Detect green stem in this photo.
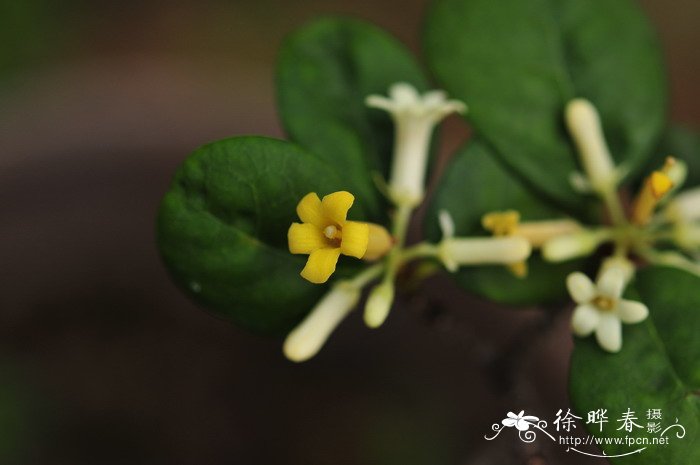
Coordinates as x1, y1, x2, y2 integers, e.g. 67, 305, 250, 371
381, 203, 414, 285
600, 187, 627, 227
399, 242, 439, 262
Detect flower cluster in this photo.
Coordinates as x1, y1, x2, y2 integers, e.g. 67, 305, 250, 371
283, 83, 541, 362
282, 85, 698, 360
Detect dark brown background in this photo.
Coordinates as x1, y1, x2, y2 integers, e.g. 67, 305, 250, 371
1, 1, 698, 464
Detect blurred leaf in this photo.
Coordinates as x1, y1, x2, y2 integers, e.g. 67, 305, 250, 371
424, 0, 666, 214
277, 17, 429, 221
570, 267, 700, 464
0, 0, 59, 79
426, 141, 586, 305
157, 136, 366, 334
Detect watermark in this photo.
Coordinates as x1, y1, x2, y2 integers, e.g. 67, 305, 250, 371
484, 408, 686, 458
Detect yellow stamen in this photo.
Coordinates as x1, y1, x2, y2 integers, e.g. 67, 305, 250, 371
593, 295, 616, 312
631, 157, 675, 225
323, 225, 342, 240
482, 210, 520, 236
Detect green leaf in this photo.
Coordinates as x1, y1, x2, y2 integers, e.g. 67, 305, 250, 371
277, 17, 429, 220
424, 0, 666, 213
157, 136, 363, 334
426, 140, 586, 305
570, 266, 700, 464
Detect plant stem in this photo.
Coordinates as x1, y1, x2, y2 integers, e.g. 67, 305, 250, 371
381, 203, 414, 285
601, 187, 627, 227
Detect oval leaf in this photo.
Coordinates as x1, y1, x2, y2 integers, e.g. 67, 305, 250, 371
277, 17, 429, 220
425, 0, 666, 212
426, 140, 587, 305
570, 266, 700, 464
157, 136, 363, 334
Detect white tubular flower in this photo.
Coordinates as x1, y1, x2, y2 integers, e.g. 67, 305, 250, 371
565, 99, 617, 193
541, 229, 608, 262
283, 283, 360, 362
437, 210, 531, 272
665, 186, 700, 223
566, 266, 648, 353
366, 83, 466, 207
364, 281, 395, 329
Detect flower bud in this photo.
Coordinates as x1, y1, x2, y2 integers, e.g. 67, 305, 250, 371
565, 99, 616, 192
364, 281, 395, 329
439, 236, 532, 272
283, 284, 360, 362
541, 230, 607, 262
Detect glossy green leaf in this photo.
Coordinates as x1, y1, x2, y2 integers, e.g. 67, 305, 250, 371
570, 267, 700, 464
425, 0, 666, 213
277, 17, 429, 220
426, 140, 587, 305
157, 136, 365, 334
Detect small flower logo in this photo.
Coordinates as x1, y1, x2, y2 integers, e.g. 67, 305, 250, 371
502, 411, 540, 431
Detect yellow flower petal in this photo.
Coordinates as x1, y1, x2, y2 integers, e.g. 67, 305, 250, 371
650, 171, 673, 198
288, 223, 327, 254
300, 248, 341, 284
340, 221, 369, 258
296, 193, 325, 227
321, 191, 354, 226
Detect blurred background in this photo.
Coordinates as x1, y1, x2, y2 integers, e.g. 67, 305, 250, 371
1, 1, 698, 464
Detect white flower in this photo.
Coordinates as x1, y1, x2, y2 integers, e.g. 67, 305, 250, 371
502, 411, 539, 431
566, 267, 648, 353
565, 99, 617, 193
366, 83, 466, 207
283, 283, 360, 362
437, 210, 531, 272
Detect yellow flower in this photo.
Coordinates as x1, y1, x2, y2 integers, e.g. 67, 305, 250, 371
481, 210, 528, 277
288, 191, 370, 284
631, 157, 675, 226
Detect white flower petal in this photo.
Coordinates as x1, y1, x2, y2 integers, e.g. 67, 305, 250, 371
389, 82, 419, 106
566, 272, 596, 304
515, 419, 530, 431
365, 95, 395, 112
617, 299, 649, 324
595, 314, 622, 353
422, 89, 447, 107
596, 266, 626, 298
571, 304, 600, 336
502, 418, 517, 427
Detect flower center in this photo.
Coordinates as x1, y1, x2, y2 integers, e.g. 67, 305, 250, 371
324, 225, 342, 241
593, 295, 616, 311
